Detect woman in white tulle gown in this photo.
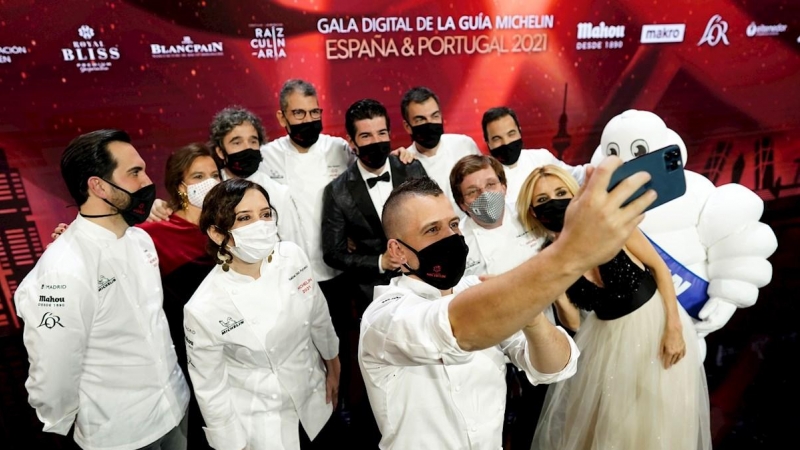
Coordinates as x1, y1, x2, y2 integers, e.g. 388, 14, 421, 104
516, 165, 711, 450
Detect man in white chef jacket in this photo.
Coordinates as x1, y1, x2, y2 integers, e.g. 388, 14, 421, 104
359, 153, 658, 448
14, 129, 190, 450
481, 106, 587, 203
401, 86, 482, 217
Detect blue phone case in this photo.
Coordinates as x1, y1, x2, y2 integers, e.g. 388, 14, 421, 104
607, 145, 686, 211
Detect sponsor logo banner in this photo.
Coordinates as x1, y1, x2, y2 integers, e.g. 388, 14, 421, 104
640, 24, 686, 43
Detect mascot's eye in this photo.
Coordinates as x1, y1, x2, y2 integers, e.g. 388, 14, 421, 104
606, 143, 620, 156
631, 139, 649, 157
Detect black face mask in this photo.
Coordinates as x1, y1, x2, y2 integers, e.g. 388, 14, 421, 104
225, 148, 262, 178
532, 198, 571, 233
356, 141, 392, 169
287, 120, 323, 148
397, 234, 468, 291
410, 122, 444, 150
82, 180, 157, 227
490, 139, 524, 165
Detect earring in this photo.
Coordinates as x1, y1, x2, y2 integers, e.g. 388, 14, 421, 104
217, 250, 231, 272
178, 191, 189, 210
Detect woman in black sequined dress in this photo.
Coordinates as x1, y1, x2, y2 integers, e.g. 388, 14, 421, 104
516, 165, 711, 450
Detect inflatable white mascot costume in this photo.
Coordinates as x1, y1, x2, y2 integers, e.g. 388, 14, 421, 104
590, 110, 778, 361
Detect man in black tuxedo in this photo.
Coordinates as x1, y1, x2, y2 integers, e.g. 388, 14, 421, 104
322, 99, 427, 314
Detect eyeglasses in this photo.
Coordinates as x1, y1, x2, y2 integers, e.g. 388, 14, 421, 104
463, 180, 501, 202
285, 108, 323, 121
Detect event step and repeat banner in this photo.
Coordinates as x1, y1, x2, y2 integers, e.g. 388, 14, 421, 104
0, 0, 798, 334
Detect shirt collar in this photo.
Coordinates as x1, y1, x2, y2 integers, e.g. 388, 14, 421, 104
356, 159, 390, 186
73, 214, 125, 241
395, 274, 448, 300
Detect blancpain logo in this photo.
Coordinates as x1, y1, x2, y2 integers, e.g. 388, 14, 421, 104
746, 22, 787, 37
640, 24, 686, 43
698, 15, 730, 47
150, 36, 224, 59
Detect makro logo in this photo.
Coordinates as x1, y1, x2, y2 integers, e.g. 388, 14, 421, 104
746, 22, 787, 38
150, 36, 224, 59
640, 24, 686, 44
698, 15, 730, 47
0, 45, 27, 64
61, 25, 121, 73
576, 22, 625, 50
249, 23, 287, 60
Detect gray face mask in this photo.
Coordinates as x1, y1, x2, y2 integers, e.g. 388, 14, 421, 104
468, 190, 506, 224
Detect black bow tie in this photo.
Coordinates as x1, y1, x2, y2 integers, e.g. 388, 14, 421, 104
367, 172, 390, 188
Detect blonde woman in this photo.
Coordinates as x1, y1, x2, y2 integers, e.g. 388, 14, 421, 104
518, 165, 711, 450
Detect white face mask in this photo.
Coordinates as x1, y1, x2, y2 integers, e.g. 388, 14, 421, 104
184, 178, 219, 209
228, 219, 278, 264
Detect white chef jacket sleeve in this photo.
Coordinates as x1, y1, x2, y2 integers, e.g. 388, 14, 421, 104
15, 271, 95, 435
499, 326, 579, 386
466, 136, 482, 155
184, 307, 247, 450
360, 295, 473, 367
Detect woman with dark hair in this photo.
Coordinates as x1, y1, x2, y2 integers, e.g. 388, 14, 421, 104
184, 178, 340, 450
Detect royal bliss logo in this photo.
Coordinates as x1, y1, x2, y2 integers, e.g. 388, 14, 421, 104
219, 317, 244, 335
249, 23, 287, 60
61, 25, 120, 73
576, 21, 626, 50
150, 36, 224, 59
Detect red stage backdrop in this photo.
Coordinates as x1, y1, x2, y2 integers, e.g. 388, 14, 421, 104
0, 0, 798, 336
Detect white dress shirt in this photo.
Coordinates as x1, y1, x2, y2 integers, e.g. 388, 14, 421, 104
356, 159, 392, 220
407, 134, 481, 218
185, 241, 339, 450
359, 275, 579, 450
14, 215, 189, 450
260, 135, 355, 281
503, 149, 588, 204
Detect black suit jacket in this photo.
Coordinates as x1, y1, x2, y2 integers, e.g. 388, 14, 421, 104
322, 155, 427, 285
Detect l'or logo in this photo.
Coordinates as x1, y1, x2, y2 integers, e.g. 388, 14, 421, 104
37, 312, 64, 329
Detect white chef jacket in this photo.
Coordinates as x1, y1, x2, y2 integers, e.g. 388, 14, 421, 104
462, 205, 557, 325
14, 214, 189, 450
503, 149, 588, 204
359, 275, 579, 450
184, 241, 339, 450
260, 134, 355, 281
407, 134, 481, 218
223, 169, 309, 258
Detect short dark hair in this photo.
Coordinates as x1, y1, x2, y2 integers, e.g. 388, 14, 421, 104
199, 179, 274, 266
279, 79, 317, 111
209, 106, 268, 166
164, 142, 218, 211
481, 107, 521, 142
60, 129, 130, 206
400, 86, 440, 122
382, 176, 444, 238
345, 99, 390, 141
449, 155, 507, 208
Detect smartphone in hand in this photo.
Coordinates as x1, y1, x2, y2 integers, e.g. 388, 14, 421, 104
607, 144, 686, 212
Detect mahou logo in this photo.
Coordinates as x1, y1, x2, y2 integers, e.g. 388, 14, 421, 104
61, 25, 121, 73
697, 15, 730, 47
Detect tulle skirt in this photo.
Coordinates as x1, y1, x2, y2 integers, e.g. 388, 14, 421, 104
531, 291, 712, 450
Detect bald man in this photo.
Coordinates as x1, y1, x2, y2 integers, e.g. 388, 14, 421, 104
358, 157, 656, 449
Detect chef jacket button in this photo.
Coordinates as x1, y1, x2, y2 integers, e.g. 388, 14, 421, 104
471, 427, 477, 432
303, 345, 309, 350
313, 388, 318, 393
455, 386, 461, 392
269, 348, 275, 353
122, 273, 128, 279
252, 320, 258, 325
379, 353, 385, 359
304, 321, 309, 326
271, 394, 278, 399
308, 368, 313, 373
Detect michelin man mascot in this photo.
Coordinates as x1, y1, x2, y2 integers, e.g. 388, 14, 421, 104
590, 110, 778, 361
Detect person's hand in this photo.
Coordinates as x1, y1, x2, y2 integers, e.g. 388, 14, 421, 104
478, 274, 497, 282
47, 223, 70, 248
391, 146, 415, 164
148, 198, 172, 222
556, 156, 656, 270
346, 237, 357, 253
324, 357, 341, 411
380, 251, 403, 271
659, 325, 686, 368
